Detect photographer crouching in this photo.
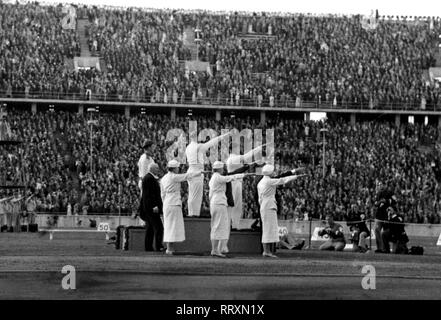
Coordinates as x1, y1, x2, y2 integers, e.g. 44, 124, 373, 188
319, 214, 346, 251
381, 206, 409, 254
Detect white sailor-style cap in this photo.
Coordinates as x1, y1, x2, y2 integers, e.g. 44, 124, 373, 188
262, 164, 275, 176
167, 159, 180, 168
212, 161, 224, 170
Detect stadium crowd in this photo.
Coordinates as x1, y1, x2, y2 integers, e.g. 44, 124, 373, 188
1, 108, 441, 224
1, 2, 441, 109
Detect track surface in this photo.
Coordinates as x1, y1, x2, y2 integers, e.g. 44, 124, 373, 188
1, 233, 440, 299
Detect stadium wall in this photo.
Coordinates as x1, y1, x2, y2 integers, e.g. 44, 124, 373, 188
34, 214, 441, 239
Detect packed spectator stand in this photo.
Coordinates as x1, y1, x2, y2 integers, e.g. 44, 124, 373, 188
1, 107, 441, 224
1, 2, 441, 224
0, 2, 441, 109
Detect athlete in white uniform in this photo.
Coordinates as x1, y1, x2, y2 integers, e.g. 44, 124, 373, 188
220, 145, 265, 253
160, 160, 202, 255
209, 161, 245, 257
185, 131, 231, 217
257, 164, 306, 258
138, 140, 156, 193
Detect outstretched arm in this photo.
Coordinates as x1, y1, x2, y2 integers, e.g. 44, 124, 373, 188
199, 131, 232, 153
217, 173, 245, 183
171, 171, 202, 182
275, 167, 306, 178
269, 174, 306, 186
11, 196, 25, 203
0, 196, 14, 203
226, 164, 250, 175
242, 144, 266, 164
274, 171, 293, 178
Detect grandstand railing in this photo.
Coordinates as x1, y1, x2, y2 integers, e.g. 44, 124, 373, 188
1, 90, 441, 113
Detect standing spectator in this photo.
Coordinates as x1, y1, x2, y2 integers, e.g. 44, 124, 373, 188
140, 163, 164, 252
138, 140, 157, 193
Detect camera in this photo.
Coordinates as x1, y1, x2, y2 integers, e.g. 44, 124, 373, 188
318, 227, 331, 237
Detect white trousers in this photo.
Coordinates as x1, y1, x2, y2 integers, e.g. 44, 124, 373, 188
210, 204, 229, 240
163, 205, 185, 242
229, 180, 243, 229
187, 175, 203, 216
261, 208, 279, 243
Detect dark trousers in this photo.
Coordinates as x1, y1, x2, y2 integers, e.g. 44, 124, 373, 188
381, 227, 391, 253
381, 228, 408, 254
375, 221, 386, 251
144, 214, 164, 251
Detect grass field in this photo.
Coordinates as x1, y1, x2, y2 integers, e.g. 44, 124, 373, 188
0, 233, 440, 299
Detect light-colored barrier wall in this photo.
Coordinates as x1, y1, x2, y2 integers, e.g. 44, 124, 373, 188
35, 214, 441, 239
35, 214, 143, 230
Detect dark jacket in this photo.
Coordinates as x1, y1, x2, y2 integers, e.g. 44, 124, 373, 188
139, 172, 163, 222
376, 187, 395, 221
388, 213, 409, 244
318, 222, 346, 243
345, 210, 370, 234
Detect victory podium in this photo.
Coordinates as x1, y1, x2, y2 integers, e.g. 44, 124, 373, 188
119, 217, 262, 254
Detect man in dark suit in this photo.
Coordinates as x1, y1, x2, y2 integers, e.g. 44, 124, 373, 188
139, 163, 164, 251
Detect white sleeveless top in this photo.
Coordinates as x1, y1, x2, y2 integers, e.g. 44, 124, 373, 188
185, 141, 204, 171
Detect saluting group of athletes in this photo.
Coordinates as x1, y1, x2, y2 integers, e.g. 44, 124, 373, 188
137, 133, 306, 258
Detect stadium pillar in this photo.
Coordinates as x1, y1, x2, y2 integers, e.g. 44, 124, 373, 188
31, 103, 37, 115
171, 107, 176, 121
304, 112, 310, 122
350, 113, 356, 126
216, 109, 221, 121
78, 104, 84, 115
260, 111, 266, 124
125, 106, 130, 119
395, 114, 401, 128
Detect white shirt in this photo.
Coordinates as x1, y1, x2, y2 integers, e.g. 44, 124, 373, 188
209, 172, 244, 206
138, 154, 155, 179
226, 154, 242, 173
186, 133, 230, 171
160, 172, 196, 206
185, 141, 204, 170
257, 175, 298, 211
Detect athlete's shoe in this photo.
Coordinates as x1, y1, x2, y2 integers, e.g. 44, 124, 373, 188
262, 252, 278, 258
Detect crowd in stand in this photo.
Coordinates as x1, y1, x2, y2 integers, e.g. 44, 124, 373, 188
1, 2, 441, 224
1, 108, 441, 224
0, 2, 80, 97
1, 2, 441, 109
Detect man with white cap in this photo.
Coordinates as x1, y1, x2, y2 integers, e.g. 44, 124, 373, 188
257, 164, 306, 257
186, 131, 232, 217
160, 159, 203, 255
209, 160, 245, 257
